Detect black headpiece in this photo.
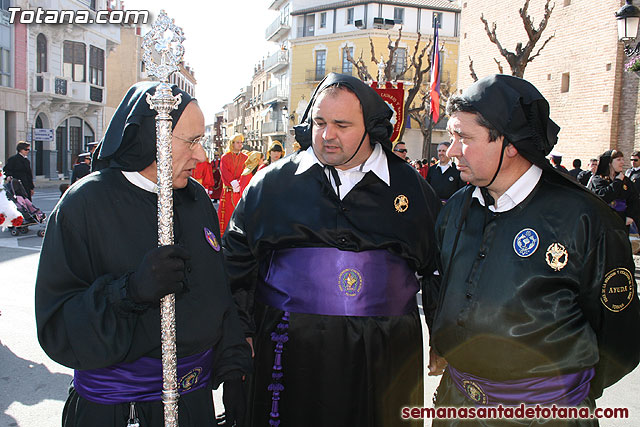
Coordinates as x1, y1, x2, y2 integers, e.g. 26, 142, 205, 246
294, 73, 394, 151
458, 74, 560, 170
93, 81, 194, 171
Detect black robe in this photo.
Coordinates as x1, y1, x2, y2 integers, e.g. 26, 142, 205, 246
4, 153, 34, 194
588, 174, 640, 229
431, 171, 640, 425
35, 168, 251, 426
427, 163, 465, 201
223, 149, 441, 427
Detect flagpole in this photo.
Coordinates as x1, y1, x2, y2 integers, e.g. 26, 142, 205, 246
141, 11, 185, 427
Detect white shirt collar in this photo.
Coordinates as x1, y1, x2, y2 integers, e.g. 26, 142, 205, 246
295, 144, 390, 199
472, 164, 542, 212
438, 160, 452, 172
122, 170, 158, 193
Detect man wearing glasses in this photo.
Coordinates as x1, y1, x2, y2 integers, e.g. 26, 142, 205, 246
626, 151, 640, 193
4, 141, 35, 200
35, 82, 251, 427
393, 141, 408, 160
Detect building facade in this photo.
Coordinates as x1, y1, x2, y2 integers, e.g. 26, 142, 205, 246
288, 0, 460, 159
0, 0, 28, 167
457, 0, 636, 167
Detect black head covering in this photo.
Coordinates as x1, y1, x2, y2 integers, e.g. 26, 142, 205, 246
294, 73, 394, 151
93, 81, 194, 172
457, 74, 560, 170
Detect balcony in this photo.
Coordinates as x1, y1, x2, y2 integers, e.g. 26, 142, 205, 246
332, 67, 354, 77
266, 15, 291, 41
262, 85, 288, 104
262, 120, 286, 135
33, 73, 70, 97
264, 50, 289, 73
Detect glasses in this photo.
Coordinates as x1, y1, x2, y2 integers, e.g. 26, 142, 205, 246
632, 158, 639, 162
394, 148, 408, 153
174, 134, 210, 151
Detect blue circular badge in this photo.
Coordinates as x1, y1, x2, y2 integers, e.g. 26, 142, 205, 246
513, 228, 539, 258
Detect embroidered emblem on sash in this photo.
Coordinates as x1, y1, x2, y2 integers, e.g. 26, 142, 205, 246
545, 243, 568, 271
601, 268, 635, 312
394, 195, 409, 213
204, 227, 220, 251
513, 228, 539, 258
338, 268, 363, 297
462, 380, 488, 404
179, 367, 202, 391
623, 184, 628, 190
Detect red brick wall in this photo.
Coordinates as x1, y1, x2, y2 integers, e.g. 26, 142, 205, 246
13, 22, 27, 91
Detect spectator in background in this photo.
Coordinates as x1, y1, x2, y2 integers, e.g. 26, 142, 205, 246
568, 158, 583, 179
393, 141, 408, 161
588, 149, 640, 232
218, 134, 248, 233
264, 140, 284, 168
550, 151, 569, 174
626, 151, 640, 193
71, 153, 92, 184
4, 141, 35, 200
427, 142, 465, 203
578, 158, 598, 186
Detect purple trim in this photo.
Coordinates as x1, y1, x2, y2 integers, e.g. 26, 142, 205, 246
256, 248, 419, 316
74, 348, 214, 404
612, 199, 627, 212
448, 365, 594, 406
268, 311, 290, 427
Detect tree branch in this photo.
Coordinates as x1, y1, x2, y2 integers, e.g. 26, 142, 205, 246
468, 56, 478, 82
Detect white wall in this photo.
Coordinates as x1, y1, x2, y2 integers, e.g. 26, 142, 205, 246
419, 9, 457, 37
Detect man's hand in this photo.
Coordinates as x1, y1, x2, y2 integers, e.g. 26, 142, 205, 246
626, 217, 634, 226
231, 179, 240, 193
127, 245, 190, 304
223, 378, 247, 427
245, 337, 255, 358
428, 347, 448, 376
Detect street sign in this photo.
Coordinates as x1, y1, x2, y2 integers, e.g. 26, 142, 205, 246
33, 128, 54, 141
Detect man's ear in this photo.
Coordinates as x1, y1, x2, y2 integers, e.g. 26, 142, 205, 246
504, 140, 519, 158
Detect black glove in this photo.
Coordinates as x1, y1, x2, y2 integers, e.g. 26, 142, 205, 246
223, 377, 247, 427
127, 245, 190, 304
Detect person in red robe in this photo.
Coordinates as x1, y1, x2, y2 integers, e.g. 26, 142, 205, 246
218, 134, 247, 233
210, 155, 222, 202
192, 158, 215, 198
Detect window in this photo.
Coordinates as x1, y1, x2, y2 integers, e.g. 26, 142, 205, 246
320, 12, 327, 29
342, 47, 353, 74
394, 7, 404, 24
315, 50, 326, 80
393, 48, 407, 76
561, 73, 570, 93
63, 41, 86, 82
37, 34, 47, 73
347, 8, 354, 25
89, 45, 104, 86
432, 12, 443, 29
305, 14, 315, 36
0, 47, 9, 87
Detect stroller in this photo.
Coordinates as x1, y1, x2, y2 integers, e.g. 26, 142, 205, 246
4, 178, 46, 237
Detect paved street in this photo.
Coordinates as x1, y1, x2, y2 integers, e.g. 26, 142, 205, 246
0, 187, 639, 426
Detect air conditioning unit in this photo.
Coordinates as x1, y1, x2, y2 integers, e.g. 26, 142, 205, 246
355, 19, 364, 28
373, 17, 395, 30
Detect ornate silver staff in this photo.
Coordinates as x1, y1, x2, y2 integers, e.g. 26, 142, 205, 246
141, 10, 185, 427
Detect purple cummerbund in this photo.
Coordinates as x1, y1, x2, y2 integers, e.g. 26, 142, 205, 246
612, 199, 627, 212
256, 247, 419, 316
448, 365, 595, 407
73, 348, 214, 404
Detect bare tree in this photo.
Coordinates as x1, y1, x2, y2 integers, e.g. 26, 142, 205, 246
469, 0, 555, 79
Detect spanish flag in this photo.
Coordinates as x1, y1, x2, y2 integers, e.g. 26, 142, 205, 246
430, 22, 441, 124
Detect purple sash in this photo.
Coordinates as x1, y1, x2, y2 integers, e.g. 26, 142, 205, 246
256, 247, 419, 316
448, 365, 594, 407
73, 348, 214, 404
612, 199, 627, 212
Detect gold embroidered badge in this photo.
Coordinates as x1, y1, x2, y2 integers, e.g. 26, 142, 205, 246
338, 268, 364, 296
394, 195, 409, 213
462, 380, 488, 404
601, 268, 635, 312
545, 243, 568, 271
